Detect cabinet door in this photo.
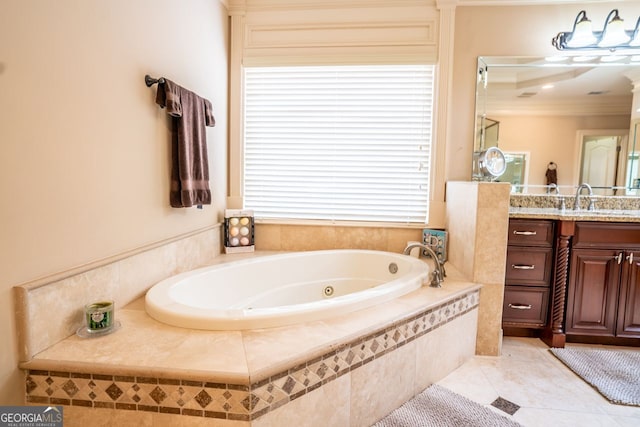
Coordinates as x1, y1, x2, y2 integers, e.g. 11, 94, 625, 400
566, 249, 621, 337
617, 251, 640, 338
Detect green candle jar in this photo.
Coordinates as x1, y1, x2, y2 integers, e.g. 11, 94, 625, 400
85, 301, 114, 332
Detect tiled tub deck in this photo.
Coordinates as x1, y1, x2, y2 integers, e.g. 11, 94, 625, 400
20, 259, 480, 426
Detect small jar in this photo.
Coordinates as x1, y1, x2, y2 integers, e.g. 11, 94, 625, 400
85, 300, 114, 332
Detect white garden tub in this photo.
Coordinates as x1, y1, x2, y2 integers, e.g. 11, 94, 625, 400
145, 249, 430, 330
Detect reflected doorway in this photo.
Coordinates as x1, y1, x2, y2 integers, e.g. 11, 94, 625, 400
498, 152, 529, 192
576, 130, 628, 196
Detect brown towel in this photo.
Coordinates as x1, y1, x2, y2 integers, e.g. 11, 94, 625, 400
545, 162, 557, 186
156, 79, 215, 208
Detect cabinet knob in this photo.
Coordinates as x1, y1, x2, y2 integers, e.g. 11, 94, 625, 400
626, 253, 634, 265
615, 253, 623, 264
508, 303, 533, 310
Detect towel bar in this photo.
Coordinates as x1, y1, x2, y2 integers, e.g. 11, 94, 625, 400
145, 75, 165, 87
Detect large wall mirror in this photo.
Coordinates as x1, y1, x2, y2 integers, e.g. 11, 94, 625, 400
474, 55, 640, 196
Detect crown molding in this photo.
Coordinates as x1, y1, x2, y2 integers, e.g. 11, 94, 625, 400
230, 0, 437, 13
458, 0, 633, 5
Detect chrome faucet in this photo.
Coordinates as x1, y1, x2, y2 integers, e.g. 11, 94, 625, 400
402, 243, 446, 288
573, 183, 595, 211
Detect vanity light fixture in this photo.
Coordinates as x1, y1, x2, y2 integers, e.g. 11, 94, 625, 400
598, 9, 630, 48
553, 9, 640, 51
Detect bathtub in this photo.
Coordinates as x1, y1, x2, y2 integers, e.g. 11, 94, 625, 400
145, 249, 430, 330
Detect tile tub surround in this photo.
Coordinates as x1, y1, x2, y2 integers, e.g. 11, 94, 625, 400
14, 225, 222, 362
21, 266, 480, 425
446, 181, 511, 357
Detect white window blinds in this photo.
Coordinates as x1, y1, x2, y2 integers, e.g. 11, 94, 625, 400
243, 65, 434, 224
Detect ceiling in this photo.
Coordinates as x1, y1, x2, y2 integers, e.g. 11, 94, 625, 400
480, 56, 637, 115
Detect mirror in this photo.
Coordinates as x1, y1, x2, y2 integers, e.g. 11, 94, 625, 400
474, 55, 640, 195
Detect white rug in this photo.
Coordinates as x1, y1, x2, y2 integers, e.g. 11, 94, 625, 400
550, 347, 640, 406
373, 384, 523, 427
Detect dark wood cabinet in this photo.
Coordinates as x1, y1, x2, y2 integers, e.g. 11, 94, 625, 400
503, 219, 555, 331
565, 223, 640, 343
617, 251, 640, 338
566, 249, 621, 336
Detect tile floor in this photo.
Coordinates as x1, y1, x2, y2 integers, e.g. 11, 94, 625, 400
437, 337, 640, 427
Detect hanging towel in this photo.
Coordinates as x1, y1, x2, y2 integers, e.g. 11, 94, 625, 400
545, 162, 558, 186
155, 79, 215, 208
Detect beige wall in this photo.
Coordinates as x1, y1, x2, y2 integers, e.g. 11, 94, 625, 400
496, 114, 631, 187
0, 0, 228, 404
5, 0, 640, 407
447, 2, 640, 183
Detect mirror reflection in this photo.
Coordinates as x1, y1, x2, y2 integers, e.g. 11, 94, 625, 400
474, 55, 640, 195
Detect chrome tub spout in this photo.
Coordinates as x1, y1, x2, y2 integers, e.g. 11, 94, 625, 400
402, 243, 445, 288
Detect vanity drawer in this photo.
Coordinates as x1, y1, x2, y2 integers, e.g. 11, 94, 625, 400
503, 286, 549, 327
574, 222, 640, 249
508, 220, 555, 247
505, 246, 553, 286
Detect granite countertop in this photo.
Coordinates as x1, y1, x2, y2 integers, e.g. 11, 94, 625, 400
509, 194, 640, 222
509, 207, 640, 222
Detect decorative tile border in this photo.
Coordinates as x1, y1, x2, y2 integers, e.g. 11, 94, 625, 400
25, 290, 479, 421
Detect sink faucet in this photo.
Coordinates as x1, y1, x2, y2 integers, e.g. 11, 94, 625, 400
573, 183, 595, 211
402, 243, 446, 288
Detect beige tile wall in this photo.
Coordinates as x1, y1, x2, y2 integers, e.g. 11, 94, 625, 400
14, 226, 222, 361
254, 309, 478, 427
445, 181, 511, 356
63, 406, 250, 427
254, 224, 423, 253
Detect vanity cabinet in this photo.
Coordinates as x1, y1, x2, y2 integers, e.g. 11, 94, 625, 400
565, 222, 640, 341
503, 219, 555, 331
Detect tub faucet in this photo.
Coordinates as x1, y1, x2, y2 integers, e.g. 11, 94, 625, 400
402, 243, 446, 288
573, 183, 595, 211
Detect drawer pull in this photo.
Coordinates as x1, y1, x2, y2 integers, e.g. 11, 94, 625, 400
627, 253, 634, 265
508, 303, 533, 310
513, 230, 537, 236
512, 264, 535, 270
615, 253, 623, 264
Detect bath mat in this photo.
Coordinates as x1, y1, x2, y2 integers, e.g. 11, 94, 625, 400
550, 347, 640, 406
373, 384, 523, 427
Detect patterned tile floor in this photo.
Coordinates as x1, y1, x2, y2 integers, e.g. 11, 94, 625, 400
438, 337, 640, 427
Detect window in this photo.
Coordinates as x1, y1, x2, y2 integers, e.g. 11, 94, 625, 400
243, 65, 434, 224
